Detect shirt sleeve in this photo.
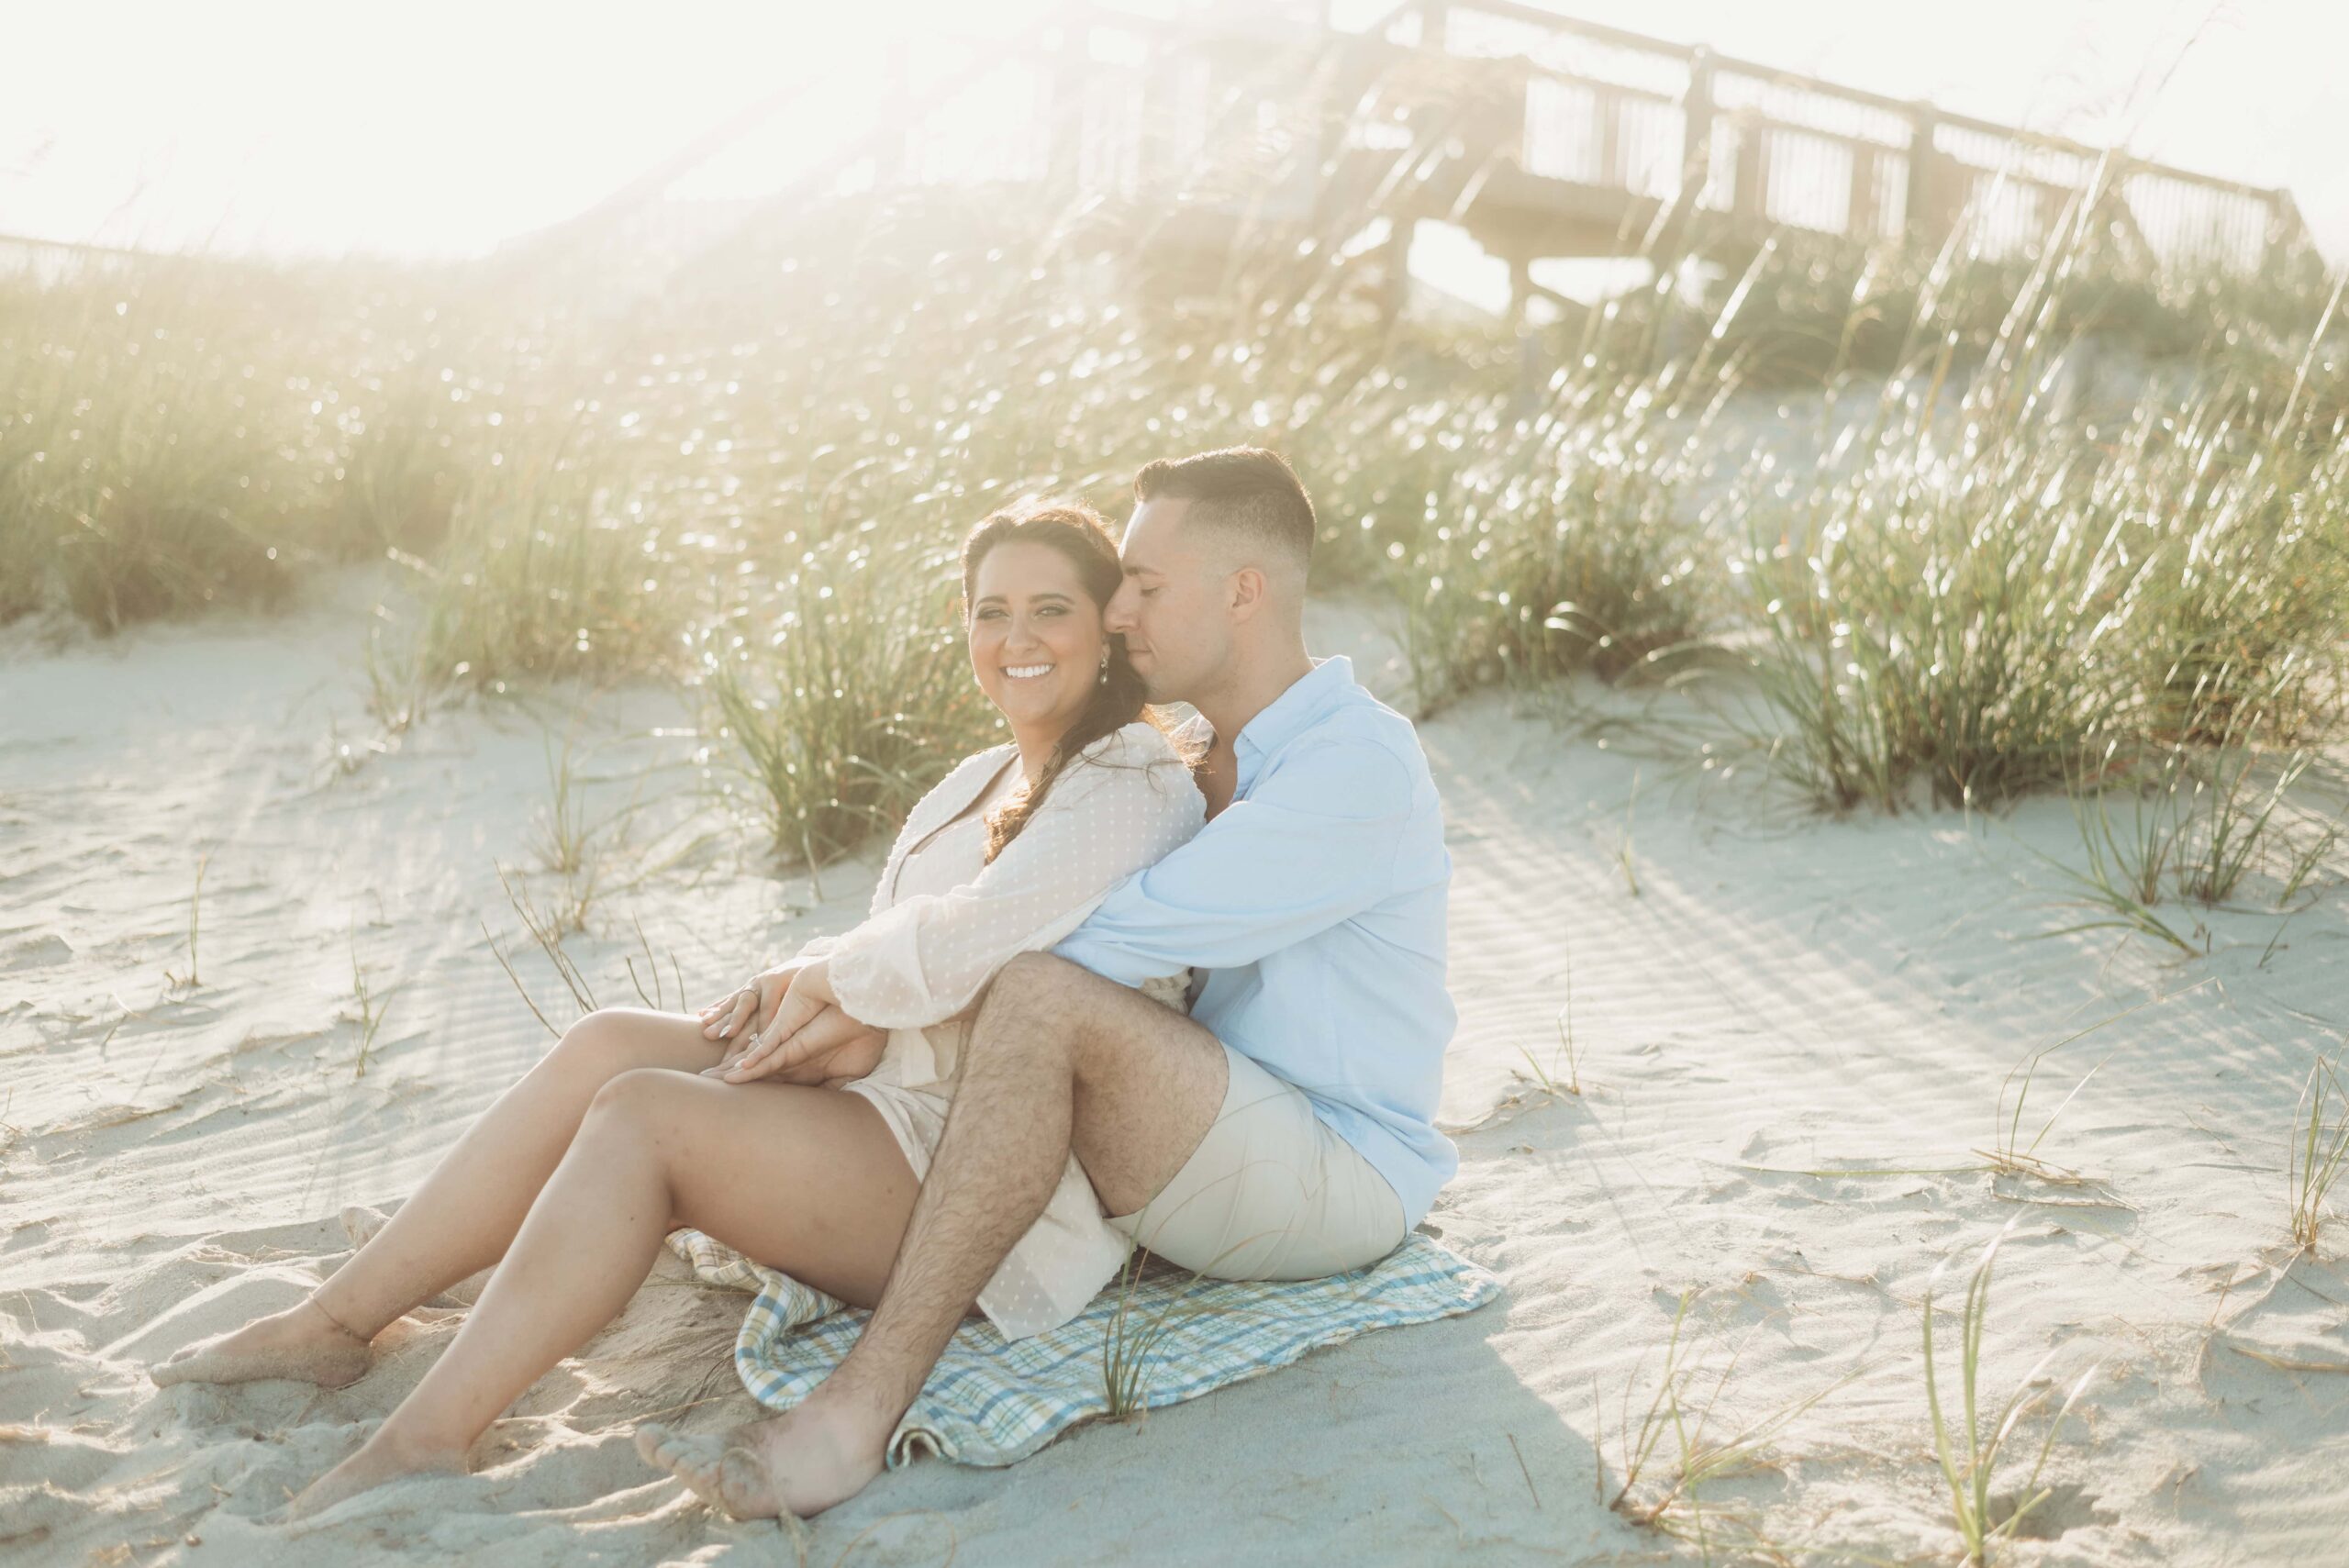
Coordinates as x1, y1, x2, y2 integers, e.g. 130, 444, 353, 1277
1051, 736, 1412, 985
822, 738, 1206, 1029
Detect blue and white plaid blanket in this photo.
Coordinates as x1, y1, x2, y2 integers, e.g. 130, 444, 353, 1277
663, 1226, 1502, 1468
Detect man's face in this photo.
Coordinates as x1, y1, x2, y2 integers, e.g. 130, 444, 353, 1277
1106, 496, 1231, 705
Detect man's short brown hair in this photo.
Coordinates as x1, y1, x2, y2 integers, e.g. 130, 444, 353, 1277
1132, 447, 1316, 581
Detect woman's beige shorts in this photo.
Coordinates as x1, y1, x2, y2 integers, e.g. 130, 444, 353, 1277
1103, 1042, 1408, 1280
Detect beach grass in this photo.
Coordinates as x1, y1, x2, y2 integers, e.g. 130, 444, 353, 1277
1696, 175, 2347, 821
406, 449, 697, 697
6, 99, 2343, 875
1976, 1006, 2140, 1186
2032, 699, 2343, 954
1921, 1219, 2101, 1565
347, 933, 395, 1079
527, 728, 657, 938
0, 254, 484, 628
1515, 980, 1585, 1102
2287, 1054, 2349, 1254
697, 528, 1003, 866
620, 911, 692, 1014
361, 597, 435, 735
164, 852, 209, 992
1740, 985, 2195, 1197
1593, 1287, 1846, 1562
1612, 770, 1642, 896
0, 261, 306, 628
484, 861, 600, 1035
2037, 741, 2209, 952
1098, 1249, 1215, 1423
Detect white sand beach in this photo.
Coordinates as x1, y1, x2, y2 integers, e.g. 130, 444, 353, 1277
4, 581, 2345, 1566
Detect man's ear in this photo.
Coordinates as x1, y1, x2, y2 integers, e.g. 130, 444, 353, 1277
1226, 564, 1267, 623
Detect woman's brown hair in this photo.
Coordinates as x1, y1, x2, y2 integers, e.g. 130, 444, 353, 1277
961, 499, 1187, 862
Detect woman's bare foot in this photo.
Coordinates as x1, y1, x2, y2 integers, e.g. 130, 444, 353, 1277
150, 1296, 373, 1389
635, 1392, 893, 1520
284, 1425, 467, 1521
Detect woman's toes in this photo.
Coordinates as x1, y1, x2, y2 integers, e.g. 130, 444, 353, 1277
284, 1435, 463, 1522
150, 1303, 372, 1388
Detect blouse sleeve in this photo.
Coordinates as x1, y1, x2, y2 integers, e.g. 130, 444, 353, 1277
822, 730, 1206, 1029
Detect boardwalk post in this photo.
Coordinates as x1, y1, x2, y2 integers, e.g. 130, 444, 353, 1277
1681, 47, 1714, 205
1905, 101, 1943, 245
2264, 188, 2310, 266
1506, 253, 1547, 417
1593, 86, 1620, 188
1421, 0, 1448, 52
1731, 110, 1768, 227
1848, 146, 1880, 239
1651, 46, 1714, 274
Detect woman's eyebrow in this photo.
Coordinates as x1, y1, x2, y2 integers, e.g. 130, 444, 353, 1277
974, 591, 1076, 606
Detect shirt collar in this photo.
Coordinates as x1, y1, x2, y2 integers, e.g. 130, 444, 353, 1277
1234, 654, 1356, 761
1176, 655, 1360, 771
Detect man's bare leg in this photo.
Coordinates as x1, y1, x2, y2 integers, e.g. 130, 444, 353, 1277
151, 1009, 729, 1389
285, 1067, 920, 1518
640, 954, 1230, 1519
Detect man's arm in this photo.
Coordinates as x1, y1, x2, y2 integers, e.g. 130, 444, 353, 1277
1052, 737, 1413, 984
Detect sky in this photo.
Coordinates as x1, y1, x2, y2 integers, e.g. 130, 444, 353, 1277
4, 0, 2342, 267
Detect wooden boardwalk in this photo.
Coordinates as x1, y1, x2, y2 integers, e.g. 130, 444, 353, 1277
821, 0, 2314, 308
12, 0, 2313, 306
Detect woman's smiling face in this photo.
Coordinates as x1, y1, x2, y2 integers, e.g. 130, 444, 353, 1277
967, 539, 1106, 738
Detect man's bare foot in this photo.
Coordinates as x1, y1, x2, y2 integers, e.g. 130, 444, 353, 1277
284, 1426, 466, 1521
635, 1393, 894, 1519
150, 1296, 373, 1389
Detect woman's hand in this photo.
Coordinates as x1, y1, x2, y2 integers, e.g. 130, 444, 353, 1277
703, 1001, 888, 1088
698, 961, 804, 1044
710, 961, 851, 1084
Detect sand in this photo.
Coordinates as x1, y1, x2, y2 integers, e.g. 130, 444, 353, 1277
3, 573, 2345, 1566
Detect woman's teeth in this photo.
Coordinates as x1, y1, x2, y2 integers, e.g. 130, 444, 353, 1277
1004, 663, 1055, 680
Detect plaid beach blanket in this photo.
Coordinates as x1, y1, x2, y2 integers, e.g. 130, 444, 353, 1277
662, 1226, 1502, 1469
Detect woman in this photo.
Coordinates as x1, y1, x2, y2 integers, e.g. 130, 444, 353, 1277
150, 500, 1207, 1518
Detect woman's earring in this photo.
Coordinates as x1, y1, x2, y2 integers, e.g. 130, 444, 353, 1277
1097, 649, 1110, 685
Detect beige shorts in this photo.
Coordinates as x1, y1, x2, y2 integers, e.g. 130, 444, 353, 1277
1103, 1043, 1408, 1280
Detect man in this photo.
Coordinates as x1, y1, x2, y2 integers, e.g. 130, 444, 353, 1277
644, 446, 1457, 1517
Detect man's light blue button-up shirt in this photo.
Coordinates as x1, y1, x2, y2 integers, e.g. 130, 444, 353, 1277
1052, 653, 1458, 1230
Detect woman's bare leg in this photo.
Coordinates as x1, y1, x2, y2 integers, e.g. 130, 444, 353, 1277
152, 1008, 726, 1388
286, 1067, 919, 1518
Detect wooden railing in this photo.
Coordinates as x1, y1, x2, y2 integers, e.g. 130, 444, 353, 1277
1381, 0, 2306, 269
15, 3, 2302, 284
847, 0, 2309, 274
0, 230, 184, 281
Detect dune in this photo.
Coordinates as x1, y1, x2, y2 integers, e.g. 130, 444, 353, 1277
2, 577, 2344, 1565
